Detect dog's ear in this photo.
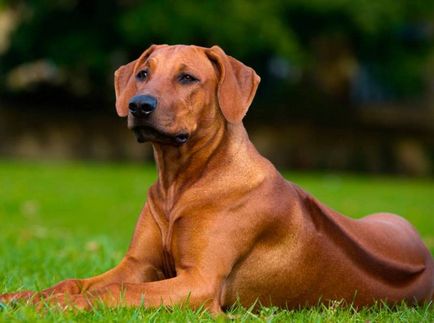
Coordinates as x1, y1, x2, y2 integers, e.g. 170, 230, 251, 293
114, 59, 137, 117
206, 46, 260, 124
114, 44, 165, 117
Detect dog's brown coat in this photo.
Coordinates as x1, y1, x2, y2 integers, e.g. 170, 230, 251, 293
1, 45, 433, 312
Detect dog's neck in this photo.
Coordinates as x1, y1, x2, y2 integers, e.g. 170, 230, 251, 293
152, 123, 248, 195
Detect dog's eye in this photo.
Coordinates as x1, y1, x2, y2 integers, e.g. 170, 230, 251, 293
136, 70, 148, 81
178, 73, 199, 84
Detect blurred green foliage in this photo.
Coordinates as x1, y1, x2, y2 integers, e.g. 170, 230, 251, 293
0, 0, 433, 108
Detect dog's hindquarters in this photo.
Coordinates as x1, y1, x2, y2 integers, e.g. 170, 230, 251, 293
293, 185, 434, 305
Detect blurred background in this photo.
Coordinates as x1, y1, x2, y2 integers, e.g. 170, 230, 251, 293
1, 0, 433, 176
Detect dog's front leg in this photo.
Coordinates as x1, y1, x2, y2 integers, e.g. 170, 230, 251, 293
40, 212, 264, 314
42, 271, 223, 314
0, 205, 164, 304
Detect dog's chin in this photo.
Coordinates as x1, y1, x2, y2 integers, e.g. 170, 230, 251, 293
131, 126, 189, 146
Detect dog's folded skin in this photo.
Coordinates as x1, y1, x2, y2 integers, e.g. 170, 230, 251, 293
1, 44, 433, 312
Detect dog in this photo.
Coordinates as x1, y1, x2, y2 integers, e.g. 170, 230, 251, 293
1, 45, 433, 313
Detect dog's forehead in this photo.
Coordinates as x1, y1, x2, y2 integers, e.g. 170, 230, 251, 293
147, 45, 215, 74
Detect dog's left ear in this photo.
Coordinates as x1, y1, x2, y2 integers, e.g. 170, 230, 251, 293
206, 46, 260, 124
114, 44, 165, 117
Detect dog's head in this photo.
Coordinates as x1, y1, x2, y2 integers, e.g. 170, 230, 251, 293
114, 44, 260, 146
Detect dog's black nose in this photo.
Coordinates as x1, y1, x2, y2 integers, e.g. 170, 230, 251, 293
128, 95, 157, 117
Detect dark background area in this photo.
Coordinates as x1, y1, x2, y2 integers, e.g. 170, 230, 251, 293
1, 0, 433, 176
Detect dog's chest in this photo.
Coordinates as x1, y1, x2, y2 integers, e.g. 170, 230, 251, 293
161, 244, 176, 278
149, 187, 204, 279
152, 207, 179, 279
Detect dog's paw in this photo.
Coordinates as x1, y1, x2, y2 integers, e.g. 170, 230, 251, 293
43, 279, 82, 295
37, 293, 93, 312
0, 291, 35, 304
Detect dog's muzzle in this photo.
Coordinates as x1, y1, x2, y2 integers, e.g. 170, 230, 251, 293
126, 95, 189, 146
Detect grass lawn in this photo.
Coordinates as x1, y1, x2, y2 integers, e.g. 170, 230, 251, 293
0, 159, 433, 322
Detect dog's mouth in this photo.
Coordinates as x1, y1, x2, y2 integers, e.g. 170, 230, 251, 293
132, 125, 189, 146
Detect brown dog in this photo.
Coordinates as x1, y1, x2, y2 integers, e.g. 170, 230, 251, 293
1, 45, 433, 312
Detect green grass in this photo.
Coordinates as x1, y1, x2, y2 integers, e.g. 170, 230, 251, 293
0, 159, 433, 322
